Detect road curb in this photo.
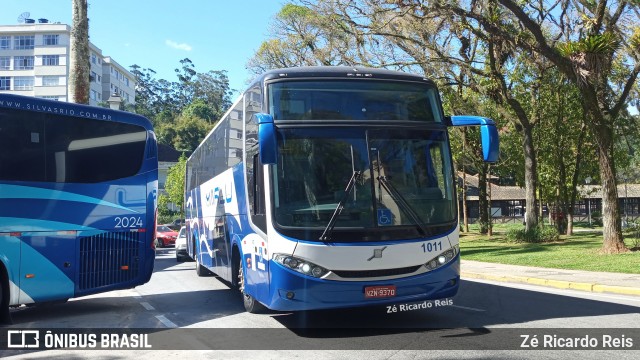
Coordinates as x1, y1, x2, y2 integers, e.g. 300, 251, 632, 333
461, 271, 640, 296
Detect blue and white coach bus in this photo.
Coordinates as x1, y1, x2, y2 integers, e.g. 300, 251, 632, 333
185, 67, 498, 313
0, 94, 158, 323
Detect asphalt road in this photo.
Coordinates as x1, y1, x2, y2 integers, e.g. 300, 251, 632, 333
2, 247, 640, 359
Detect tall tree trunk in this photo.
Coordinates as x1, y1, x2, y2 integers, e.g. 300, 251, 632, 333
595, 122, 627, 253
462, 130, 469, 232
462, 172, 469, 232
478, 163, 489, 234
567, 124, 587, 236
522, 124, 538, 230
69, 0, 90, 104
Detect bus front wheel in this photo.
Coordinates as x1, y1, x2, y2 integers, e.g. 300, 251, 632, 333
238, 264, 263, 313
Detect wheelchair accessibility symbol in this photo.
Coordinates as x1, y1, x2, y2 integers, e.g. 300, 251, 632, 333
377, 209, 392, 226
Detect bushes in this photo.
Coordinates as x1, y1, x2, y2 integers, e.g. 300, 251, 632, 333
506, 226, 560, 243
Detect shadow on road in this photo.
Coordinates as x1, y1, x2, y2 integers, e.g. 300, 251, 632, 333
5, 253, 640, 351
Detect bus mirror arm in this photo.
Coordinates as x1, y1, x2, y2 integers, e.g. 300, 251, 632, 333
254, 113, 277, 165
448, 115, 500, 163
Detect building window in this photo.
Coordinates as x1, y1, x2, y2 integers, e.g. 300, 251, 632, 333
125, 78, 129, 87
14, 35, 35, 50
15, 56, 34, 70
90, 71, 97, 82
0, 77, 10, 90
97, 75, 101, 82
14, 77, 34, 90
42, 55, 59, 66
0, 36, 10, 50
0, 57, 10, 70
42, 76, 59, 86
43, 34, 59, 46
90, 89, 97, 100
40, 96, 59, 101
91, 54, 97, 64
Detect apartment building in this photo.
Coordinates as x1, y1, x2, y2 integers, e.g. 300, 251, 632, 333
0, 20, 135, 106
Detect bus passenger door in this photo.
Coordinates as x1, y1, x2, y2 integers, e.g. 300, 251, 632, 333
212, 215, 230, 280
19, 232, 75, 303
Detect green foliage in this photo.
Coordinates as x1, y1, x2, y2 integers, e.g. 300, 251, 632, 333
157, 195, 177, 222
181, 100, 216, 123
157, 155, 187, 221
165, 155, 187, 209
506, 225, 560, 243
624, 220, 640, 250
590, 211, 603, 226
558, 32, 621, 56
129, 59, 232, 132
155, 112, 213, 153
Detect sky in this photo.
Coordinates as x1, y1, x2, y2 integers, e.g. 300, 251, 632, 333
0, 0, 285, 96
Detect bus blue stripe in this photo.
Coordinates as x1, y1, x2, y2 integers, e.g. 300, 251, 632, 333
0, 184, 136, 213
0, 217, 98, 232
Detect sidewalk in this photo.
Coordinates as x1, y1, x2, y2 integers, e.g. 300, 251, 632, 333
461, 260, 640, 296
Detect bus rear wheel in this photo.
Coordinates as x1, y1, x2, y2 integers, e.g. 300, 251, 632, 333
195, 252, 209, 277
238, 264, 263, 313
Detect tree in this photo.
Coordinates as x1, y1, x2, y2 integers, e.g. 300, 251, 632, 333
69, 0, 90, 104
303, 0, 639, 253
165, 155, 187, 211
130, 59, 232, 128
434, 0, 639, 253
156, 113, 212, 153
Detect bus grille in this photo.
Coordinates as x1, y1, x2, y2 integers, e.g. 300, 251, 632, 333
79, 231, 141, 290
332, 265, 422, 278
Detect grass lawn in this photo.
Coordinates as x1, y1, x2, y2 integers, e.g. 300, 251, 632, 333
459, 230, 640, 274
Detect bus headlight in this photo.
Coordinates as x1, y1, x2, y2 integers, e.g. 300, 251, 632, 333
273, 254, 329, 278
424, 245, 459, 271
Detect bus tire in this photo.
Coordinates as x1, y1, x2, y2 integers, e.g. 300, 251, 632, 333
231, 246, 240, 288
239, 264, 264, 313
0, 265, 12, 324
195, 255, 208, 277
194, 243, 210, 277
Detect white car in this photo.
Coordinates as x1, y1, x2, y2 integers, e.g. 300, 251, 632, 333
175, 226, 190, 262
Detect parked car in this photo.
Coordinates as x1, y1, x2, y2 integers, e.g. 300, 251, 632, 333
155, 225, 178, 248
163, 218, 185, 230
175, 226, 191, 262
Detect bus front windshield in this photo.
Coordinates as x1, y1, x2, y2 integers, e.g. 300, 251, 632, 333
272, 128, 456, 242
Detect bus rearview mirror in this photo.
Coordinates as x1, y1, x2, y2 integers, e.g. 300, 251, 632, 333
254, 113, 277, 165
448, 115, 500, 163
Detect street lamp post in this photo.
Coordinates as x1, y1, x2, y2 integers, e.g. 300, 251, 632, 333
585, 177, 592, 226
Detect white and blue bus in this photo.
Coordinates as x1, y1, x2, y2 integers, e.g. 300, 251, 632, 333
0, 94, 158, 323
185, 67, 498, 312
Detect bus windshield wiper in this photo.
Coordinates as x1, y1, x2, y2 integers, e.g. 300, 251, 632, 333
377, 176, 427, 237
319, 171, 362, 241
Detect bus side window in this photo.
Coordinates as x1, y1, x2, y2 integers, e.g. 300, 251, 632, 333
252, 153, 267, 231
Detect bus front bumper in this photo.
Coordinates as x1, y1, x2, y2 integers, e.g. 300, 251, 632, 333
264, 258, 459, 311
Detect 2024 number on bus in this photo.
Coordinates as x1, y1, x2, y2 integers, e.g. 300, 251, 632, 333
115, 216, 144, 228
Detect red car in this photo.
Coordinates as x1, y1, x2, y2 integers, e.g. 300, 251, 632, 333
155, 225, 178, 248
